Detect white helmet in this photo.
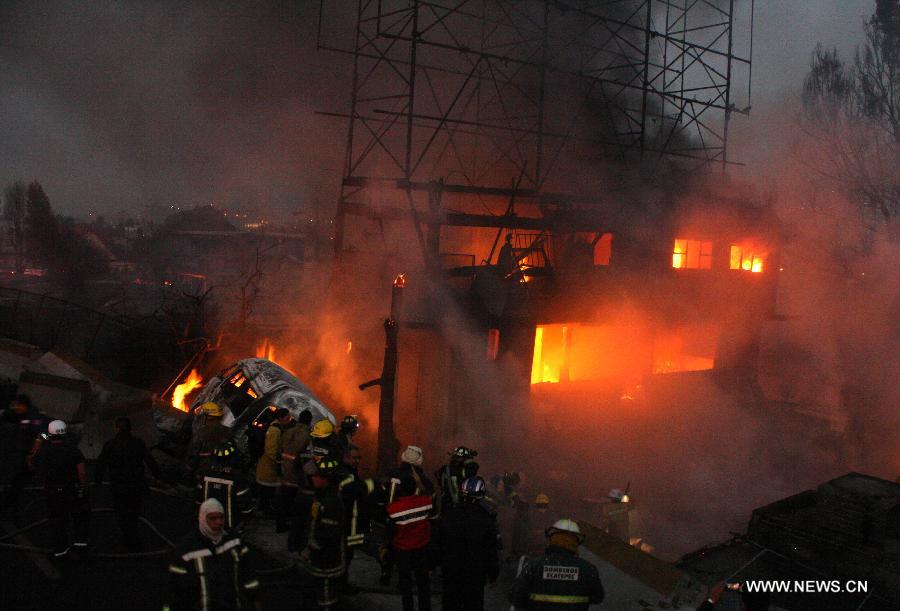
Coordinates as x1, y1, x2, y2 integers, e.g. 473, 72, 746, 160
545, 518, 584, 542
48, 420, 67, 436
609, 488, 624, 501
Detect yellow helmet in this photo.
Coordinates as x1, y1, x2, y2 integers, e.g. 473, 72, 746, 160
310, 418, 335, 438
535, 493, 550, 506
201, 402, 223, 417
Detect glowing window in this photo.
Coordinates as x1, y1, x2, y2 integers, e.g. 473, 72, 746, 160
486, 329, 500, 360
729, 245, 764, 273
594, 233, 613, 266
672, 239, 712, 269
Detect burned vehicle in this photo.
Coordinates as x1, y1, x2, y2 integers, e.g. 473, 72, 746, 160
189, 358, 334, 451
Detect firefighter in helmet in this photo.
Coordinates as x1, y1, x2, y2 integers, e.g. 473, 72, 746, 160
509, 518, 604, 610
187, 402, 232, 482
335, 415, 359, 459
297, 457, 346, 610
198, 438, 252, 529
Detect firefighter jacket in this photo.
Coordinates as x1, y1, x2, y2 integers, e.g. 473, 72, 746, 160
338, 466, 377, 548
508, 545, 604, 610
434, 461, 464, 514
188, 423, 232, 479
279, 422, 309, 487
199, 457, 252, 530
439, 498, 501, 582
387, 493, 433, 552
166, 529, 259, 611
255, 421, 288, 487
35, 439, 85, 489
386, 463, 434, 503
298, 484, 346, 579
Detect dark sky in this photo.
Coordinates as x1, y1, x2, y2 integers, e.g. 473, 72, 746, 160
0, 1, 874, 221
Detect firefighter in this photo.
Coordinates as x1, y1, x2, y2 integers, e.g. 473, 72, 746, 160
199, 439, 252, 530
337, 444, 377, 591
166, 498, 261, 610
255, 408, 293, 515
309, 418, 339, 462
386, 446, 434, 611
439, 476, 501, 611
0, 394, 46, 510
434, 446, 477, 515
94, 416, 162, 550
509, 519, 604, 610
297, 458, 346, 610
335, 415, 359, 458
386, 445, 434, 503
277, 410, 312, 533
599, 488, 632, 542
34, 420, 90, 558
187, 402, 232, 481
528, 493, 551, 553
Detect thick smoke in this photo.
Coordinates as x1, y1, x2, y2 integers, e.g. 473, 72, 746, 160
0, 1, 346, 217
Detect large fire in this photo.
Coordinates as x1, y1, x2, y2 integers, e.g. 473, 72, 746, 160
256, 337, 276, 362
172, 368, 203, 412
729, 243, 766, 273
530, 322, 716, 386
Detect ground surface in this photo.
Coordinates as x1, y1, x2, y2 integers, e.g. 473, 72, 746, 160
0, 484, 534, 610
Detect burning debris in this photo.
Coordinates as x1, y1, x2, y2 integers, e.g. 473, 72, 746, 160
188, 358, 334, 446
171, 368, 202, 412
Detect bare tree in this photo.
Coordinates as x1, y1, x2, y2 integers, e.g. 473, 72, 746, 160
802, 0, 899, 223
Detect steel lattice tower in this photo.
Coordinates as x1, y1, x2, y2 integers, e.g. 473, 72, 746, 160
319, 0, 753, 261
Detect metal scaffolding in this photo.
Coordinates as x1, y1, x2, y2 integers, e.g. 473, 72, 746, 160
319, 0, 753, 259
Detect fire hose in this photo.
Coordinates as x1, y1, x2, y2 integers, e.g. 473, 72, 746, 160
0, 507, 174, 557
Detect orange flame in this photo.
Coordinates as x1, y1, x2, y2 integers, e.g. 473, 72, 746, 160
256, 337, 276, 362
730, 243, 767, 273
172, 368, 203, 412
393, 273, 406, 289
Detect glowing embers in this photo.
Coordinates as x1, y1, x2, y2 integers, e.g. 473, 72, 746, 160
172, 368, 203, 411
672, 239, 712, 269
228, 370, 258, 399
729, 244, 765, 273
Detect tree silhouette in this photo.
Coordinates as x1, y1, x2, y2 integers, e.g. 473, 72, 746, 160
802, 0, 899, 222
3, 181, 26, 276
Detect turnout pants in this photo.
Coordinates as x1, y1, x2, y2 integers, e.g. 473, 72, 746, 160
277, 484, 299, 532
395, 547, 431, 611
46, 486, 89, 554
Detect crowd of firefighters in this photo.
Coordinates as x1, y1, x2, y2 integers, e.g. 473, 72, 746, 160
1, 394, 609, 609
184, 400, 606, 610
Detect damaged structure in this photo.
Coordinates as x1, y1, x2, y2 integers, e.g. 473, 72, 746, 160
679, 472, 900, 609
318, 0, 770, 454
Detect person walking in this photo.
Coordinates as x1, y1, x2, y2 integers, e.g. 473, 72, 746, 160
34, 420, 89, 558
95, 416, 162, 550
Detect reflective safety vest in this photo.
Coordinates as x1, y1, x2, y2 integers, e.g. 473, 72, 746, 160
509, 545, 605, 610
387, 494, 432, 551
166, 531, 258, 611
